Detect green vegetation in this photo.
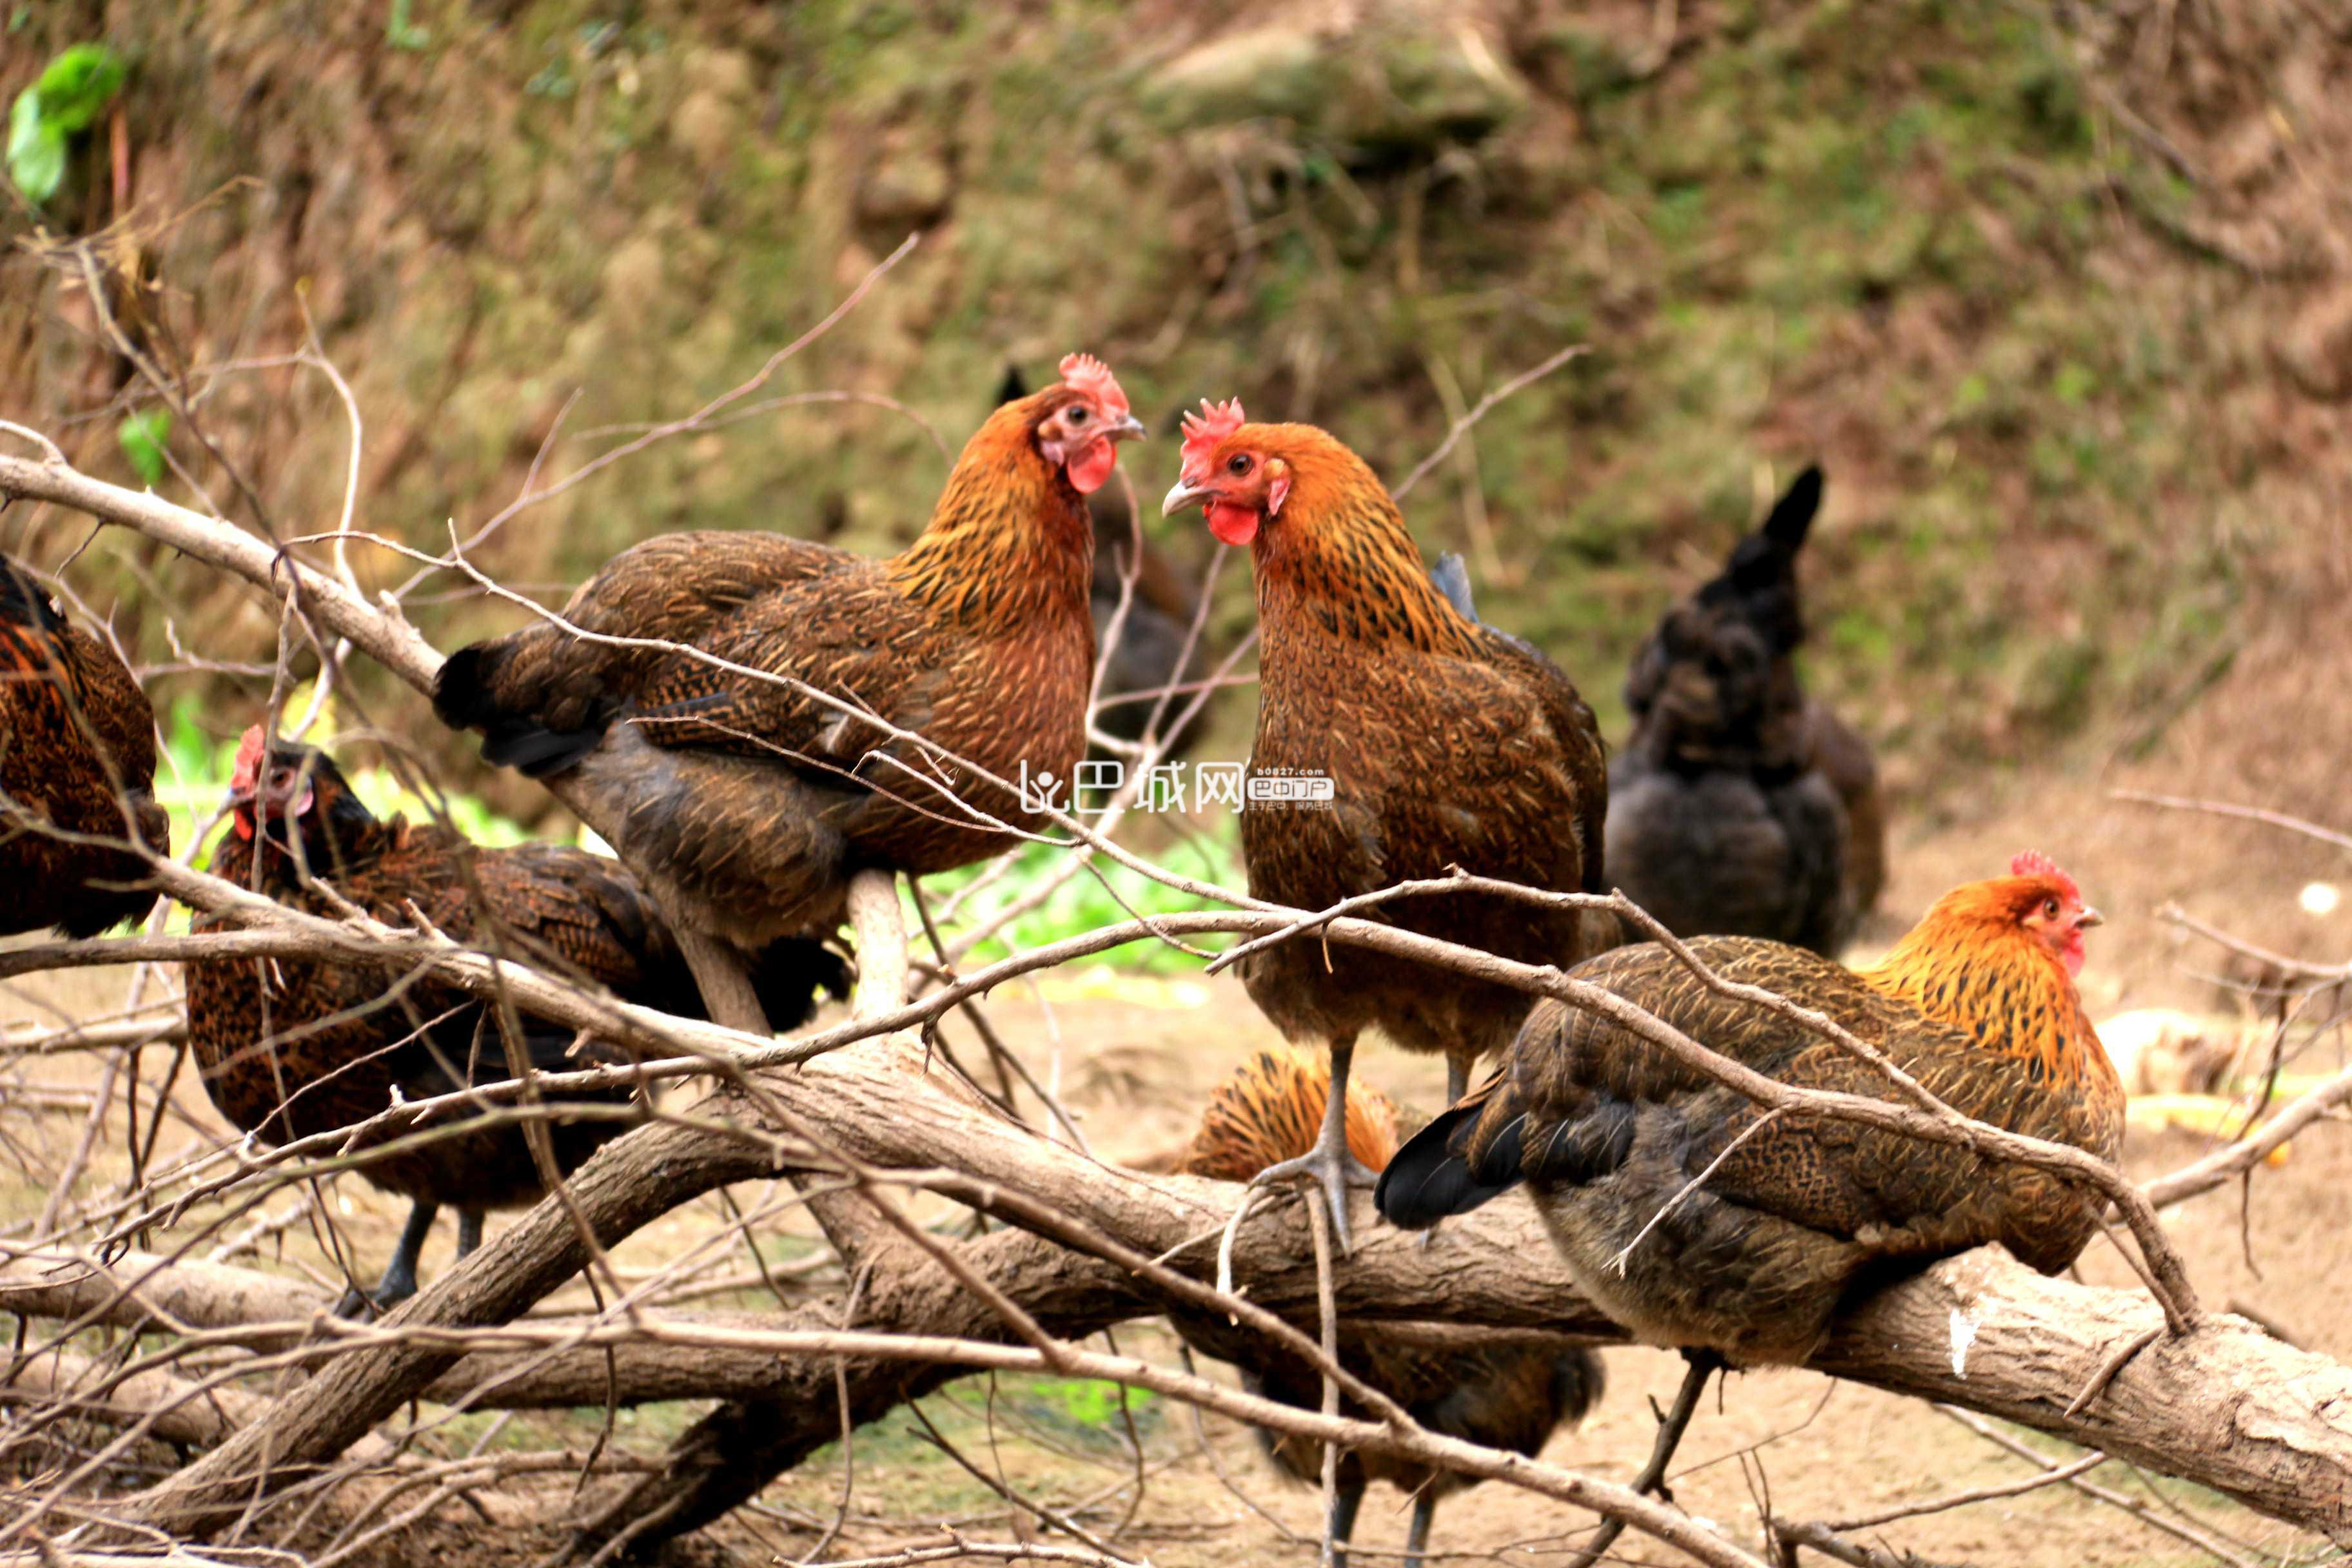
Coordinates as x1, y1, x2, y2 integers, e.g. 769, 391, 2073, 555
910, 827, 1242, 975
115, 406, 170, 487
0, 1, 2322, 828
5, 41, 121, 204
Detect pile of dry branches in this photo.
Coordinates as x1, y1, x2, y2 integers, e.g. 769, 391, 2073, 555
3, 252, 2350, 1568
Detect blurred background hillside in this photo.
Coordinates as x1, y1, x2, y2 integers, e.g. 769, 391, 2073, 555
3, 0, 2349, 991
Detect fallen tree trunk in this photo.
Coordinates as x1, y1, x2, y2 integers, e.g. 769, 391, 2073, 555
109, 1034, 2352, 1549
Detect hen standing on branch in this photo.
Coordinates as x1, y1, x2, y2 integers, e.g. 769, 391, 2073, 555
1378, 853, 2121, 1542
1173, 1050, 1603, 1568
186, 727, 847, 1313
435, 355, 1144, 1030
1162, 399, 1612, 1245
0, 554, 169, 937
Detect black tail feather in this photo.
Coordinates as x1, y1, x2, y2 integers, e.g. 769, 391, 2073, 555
436, 642, 608, 778
1375, 1101, 1524, 1229
1760, 464, 1823, 554
750, 937, 854, 1031
480, 722, 608, 778
431, 643, 502, 731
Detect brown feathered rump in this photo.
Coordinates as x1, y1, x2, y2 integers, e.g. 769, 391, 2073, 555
0, 556, 168, 939
1171, 1051, 1602, 1565
1377, 861, 2121, 1367
185, 732, 845, 1308
434, 367, 1142, 958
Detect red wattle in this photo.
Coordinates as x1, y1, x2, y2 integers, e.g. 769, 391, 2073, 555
1206, 502, 1259, 547
1066, 439, 1117, 495
231, 808, 255, 841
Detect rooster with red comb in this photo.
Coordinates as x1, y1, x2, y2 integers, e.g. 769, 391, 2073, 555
1163, 398, 1613, 1246
437, 353, 1144, 1026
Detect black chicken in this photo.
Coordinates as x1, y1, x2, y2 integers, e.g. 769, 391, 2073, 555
1606, 466, 1885, 954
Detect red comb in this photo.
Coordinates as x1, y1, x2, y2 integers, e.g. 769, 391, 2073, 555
1057, 353, 1130, 420
230, 725, 268, 791
1180, 398, 1246, 485
2010, 850, 2081, 901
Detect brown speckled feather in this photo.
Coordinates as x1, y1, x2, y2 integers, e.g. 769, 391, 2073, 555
1222, 426, 1612, 1072
0, 557, 168, 938
1380, 872, 2123, 1366
1171, 1051, 1602, 1499
435, 391, 1100, 950
186, 744, 843, 1213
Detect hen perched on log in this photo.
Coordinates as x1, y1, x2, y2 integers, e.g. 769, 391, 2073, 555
1378, 852, 2121, 1365
1173, 1050, 1602, 1568
0, 554, 168, 937
435, 355, 1144, 1026
187, 727, 846, 1312
1607, 467, 1885, 952
1162, 399, 1612, 1242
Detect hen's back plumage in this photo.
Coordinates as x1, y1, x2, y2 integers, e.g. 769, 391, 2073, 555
435, 377, 1123, 957
1378, 868, 2121, 1366
0, 556, 168, 938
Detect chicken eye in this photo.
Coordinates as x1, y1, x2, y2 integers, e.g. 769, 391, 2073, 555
1066, 405, 1090, 424
1228, 453, 1252, 475
2041, 897, 2059, 919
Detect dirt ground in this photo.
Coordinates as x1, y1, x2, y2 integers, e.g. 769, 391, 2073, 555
3, 719, 2347, 1567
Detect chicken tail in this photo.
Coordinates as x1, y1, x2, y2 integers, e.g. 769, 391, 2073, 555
1373, 1096, 1524, 1228
435, 642, 607, 778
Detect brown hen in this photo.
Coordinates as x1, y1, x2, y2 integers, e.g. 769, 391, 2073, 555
434, 357, 1143, 1025
1378, 852, 2121, 1364
1161, 399, 1612, 1243
0, 555, 168, 937
1173, 1049, 1602, 1568
187, 727, 846, 1311
1377, 854, 2119, 1557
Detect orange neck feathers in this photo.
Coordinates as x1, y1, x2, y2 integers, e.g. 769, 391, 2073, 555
1240, 425, 1480, 656
889, 397, 1093, 630
1859, 880, 2110, 1087
1182, 1048, 1401, 1182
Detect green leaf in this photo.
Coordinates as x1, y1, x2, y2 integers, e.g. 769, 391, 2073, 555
6, 93, 64, 204
118, 407, 171, 487
34, 43, 124, 133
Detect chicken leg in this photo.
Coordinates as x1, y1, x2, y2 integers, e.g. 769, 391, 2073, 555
337, 1197, 440, 1318
1327, 1471, 1366, 1568
1445, 1049, 1475, 1107
1248, 1034, 1379, 1251
456, 1208, 485, 1260
1404, 1491, 1437, 1567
